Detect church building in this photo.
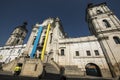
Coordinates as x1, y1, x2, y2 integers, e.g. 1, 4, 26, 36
0, 2, 120, 79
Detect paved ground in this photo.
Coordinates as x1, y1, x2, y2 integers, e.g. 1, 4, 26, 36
0, 74, 115, 80
0, 70, 115, 80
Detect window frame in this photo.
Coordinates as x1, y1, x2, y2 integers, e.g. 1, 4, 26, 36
103, 19, 111, 28
94, 50, 99, 56
75, 51, 79, 56
113, 36, 120, 44
86, 50, 91, 56
97, 10, 103, 14
61, 49, 65, 56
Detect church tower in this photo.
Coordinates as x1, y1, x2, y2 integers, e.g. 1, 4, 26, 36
86, 3, 120, 77
5, 22, 28, 46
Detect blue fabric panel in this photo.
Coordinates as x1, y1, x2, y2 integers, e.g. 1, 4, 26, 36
30, 26, 43, 58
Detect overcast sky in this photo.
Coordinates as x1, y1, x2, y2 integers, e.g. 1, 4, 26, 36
0, 0, 120, 46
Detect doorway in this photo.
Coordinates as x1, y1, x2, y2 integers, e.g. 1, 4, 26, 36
85, 63, 102, 77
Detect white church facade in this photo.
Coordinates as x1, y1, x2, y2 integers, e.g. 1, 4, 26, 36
0, 2, 120, 78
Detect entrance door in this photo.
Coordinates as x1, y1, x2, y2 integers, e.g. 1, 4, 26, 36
85, 63, 102, 77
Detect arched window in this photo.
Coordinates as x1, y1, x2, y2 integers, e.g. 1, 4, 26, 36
97, 10, 103, 14
103, 20, 111, 28
113, 36, 120, 44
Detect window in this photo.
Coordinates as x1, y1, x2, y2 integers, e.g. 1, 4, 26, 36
44, 30, 46, 34
18, 49, 21, 53
50, 33, 53, 43
34, 64, 38, 71
32, 36, 36, 45
113, 36, 120, 44
42, 37, 45, 41
10, 50, 12, 53
86, 50, 91, 56
32, 30, 36, 32
97, 10, 103, 14
21, 32, 23, 35
94, 50, 99, 56
10, 49, 15, 53
9, 58, 11, 62
16, 39, 20, 44
103, 20, 111, 28
75, 51, 79, 56
61, 49, 64, 56
41, 42, 44, 46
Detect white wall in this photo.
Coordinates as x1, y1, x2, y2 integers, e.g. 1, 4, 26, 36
0, 44, 26, 63
57, 36, 110, 73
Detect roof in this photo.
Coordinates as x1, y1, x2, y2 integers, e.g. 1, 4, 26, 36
15, 22, 28, 32
87, 2, 106, 9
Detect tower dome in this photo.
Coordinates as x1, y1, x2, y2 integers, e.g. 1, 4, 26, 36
5, 22, 28, 46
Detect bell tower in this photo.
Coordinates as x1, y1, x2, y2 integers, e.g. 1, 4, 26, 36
5, 22, 28, 46
86, 3, 120, 77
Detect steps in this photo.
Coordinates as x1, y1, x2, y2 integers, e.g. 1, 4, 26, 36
38, 62, 62, 80
0, 58, 115, 80
2, 58, 20, 72
44, 63, 60, 74
1, 57, 43, 77
41, 73, 62, 80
